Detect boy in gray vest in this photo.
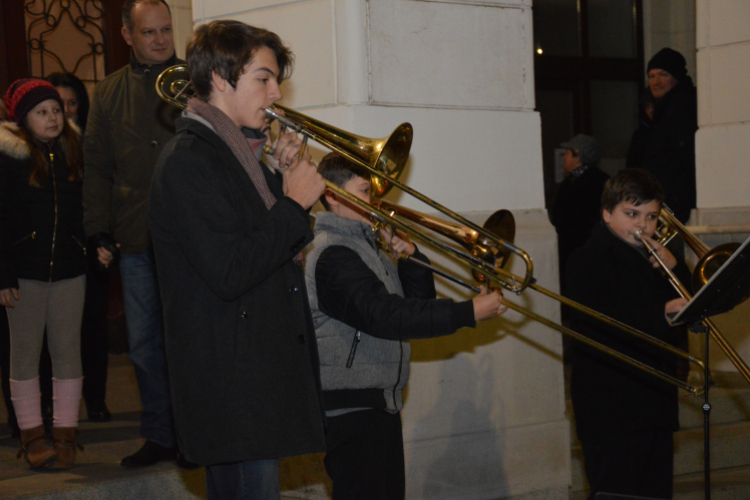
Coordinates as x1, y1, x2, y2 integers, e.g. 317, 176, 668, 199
305, 153, 506, 500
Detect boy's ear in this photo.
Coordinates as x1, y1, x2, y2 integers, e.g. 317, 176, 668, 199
602, 209, 612, 224
324, 188, 340, 207
211, 71, 229, 93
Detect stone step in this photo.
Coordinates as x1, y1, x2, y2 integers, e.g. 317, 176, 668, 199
570, 464, 750, 500
680, 372, 750, 429
571, 420, 750, 493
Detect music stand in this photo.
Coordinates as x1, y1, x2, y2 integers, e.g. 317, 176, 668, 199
669, 235, 750, 500
670, 236, 750, 325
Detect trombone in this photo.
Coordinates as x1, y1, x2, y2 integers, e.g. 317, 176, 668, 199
376, 201, 707, 395
155, 64, 707, 395
643, 208, 750, 385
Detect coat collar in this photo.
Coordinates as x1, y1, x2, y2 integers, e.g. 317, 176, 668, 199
0, 122, 29, 160
129, 51, 179, 75
0, 120, 81, 161
314, 212, 379, 248
590, 221, 650, 263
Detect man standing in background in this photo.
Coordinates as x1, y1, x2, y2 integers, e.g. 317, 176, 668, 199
83, 0, 183, 467
631, 48, 697, 224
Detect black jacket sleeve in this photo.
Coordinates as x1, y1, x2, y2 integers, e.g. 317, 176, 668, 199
315, 246, 475, 340
0, 159, 18, 290
397, 247, 437, 300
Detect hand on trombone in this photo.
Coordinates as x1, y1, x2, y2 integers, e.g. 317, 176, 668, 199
265, 112, 325, 210
380, 228, 416, 260
638, 232, 678, 270
263, 109, 304, 173
473, 286, 508, 322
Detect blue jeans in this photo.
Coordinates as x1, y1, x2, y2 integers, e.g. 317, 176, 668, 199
206, 460, 280, 500
120, 250, 174, 448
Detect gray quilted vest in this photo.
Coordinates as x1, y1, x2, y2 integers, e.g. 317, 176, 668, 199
305, 212, 409, 413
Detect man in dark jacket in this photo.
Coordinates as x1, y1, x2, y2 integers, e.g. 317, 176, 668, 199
149, 20, 327, 500
83, 0, 182, 467
549, 134, 609, 292
631, 48, 698, 224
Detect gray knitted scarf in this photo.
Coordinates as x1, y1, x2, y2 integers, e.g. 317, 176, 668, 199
186, 97, 276, 210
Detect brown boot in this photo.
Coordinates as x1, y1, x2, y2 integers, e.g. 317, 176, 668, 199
17, 425, 57, 469
48, 427, 82, 470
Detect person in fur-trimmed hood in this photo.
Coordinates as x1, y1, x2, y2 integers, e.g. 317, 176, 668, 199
0, 79, 87, 470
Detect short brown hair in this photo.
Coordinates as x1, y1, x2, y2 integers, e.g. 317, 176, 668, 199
318, 153, 370, 210
601, 168, 664, 213
122, 0, 171, 32
187, 20, 293, 100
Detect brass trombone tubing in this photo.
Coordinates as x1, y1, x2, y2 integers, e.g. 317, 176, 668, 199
329, 187, 706, 394
402, 257, 701, 394
264, 105, 535, 293
658, 205, 710, 255
372, 199, 707, 388
637, 231, 750, 386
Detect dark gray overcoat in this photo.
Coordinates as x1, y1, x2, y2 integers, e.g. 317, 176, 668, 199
149, 117, 326, 466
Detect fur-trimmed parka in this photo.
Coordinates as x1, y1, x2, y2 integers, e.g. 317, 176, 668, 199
0, 121, 87, 290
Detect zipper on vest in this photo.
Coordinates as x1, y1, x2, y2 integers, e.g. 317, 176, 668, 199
48, 149, 58, 282
345, 330, 361, 368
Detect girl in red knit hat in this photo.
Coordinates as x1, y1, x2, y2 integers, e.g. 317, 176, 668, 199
0, 78, 86, 470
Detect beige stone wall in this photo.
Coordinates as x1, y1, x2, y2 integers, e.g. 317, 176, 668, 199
192, 1, 567, 498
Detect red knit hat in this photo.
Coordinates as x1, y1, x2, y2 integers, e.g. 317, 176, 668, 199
3, 79, 64, 124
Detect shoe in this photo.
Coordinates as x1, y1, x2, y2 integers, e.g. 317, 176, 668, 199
121, 440, 177, 467
48, 427, 83, 470
86, 401, 112, 422
17, 425, 58, 469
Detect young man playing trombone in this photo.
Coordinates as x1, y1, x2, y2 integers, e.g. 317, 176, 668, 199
566, 169, 689, 500
149, 20, 326, 499
305, 153, 506, 500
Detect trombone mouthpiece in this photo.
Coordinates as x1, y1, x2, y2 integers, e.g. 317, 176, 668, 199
634, 230, 644, 242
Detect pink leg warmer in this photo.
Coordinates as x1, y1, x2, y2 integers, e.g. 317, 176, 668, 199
10, 377, 43, 431
52, 377, 83, 428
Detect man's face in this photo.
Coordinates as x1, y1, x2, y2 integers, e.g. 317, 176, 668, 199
562, 148, 582, 174
122, 2, 174, 66
222, 47, 282, 129
648, 68, 678, 99
332, 176, 373, 226
602, 199, 661, 247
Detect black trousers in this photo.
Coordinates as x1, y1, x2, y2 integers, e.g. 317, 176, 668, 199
324, 409, 405, 500
580, 430, 674, 500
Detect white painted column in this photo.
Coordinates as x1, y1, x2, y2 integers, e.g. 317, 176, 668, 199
192, 1, 568, 498
690, 0, 750, 373
166, 0, 194, 60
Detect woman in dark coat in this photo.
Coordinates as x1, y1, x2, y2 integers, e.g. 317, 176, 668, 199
46, 72, 111, 422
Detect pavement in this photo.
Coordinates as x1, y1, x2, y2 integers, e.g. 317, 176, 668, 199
0, 354, 331, 500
